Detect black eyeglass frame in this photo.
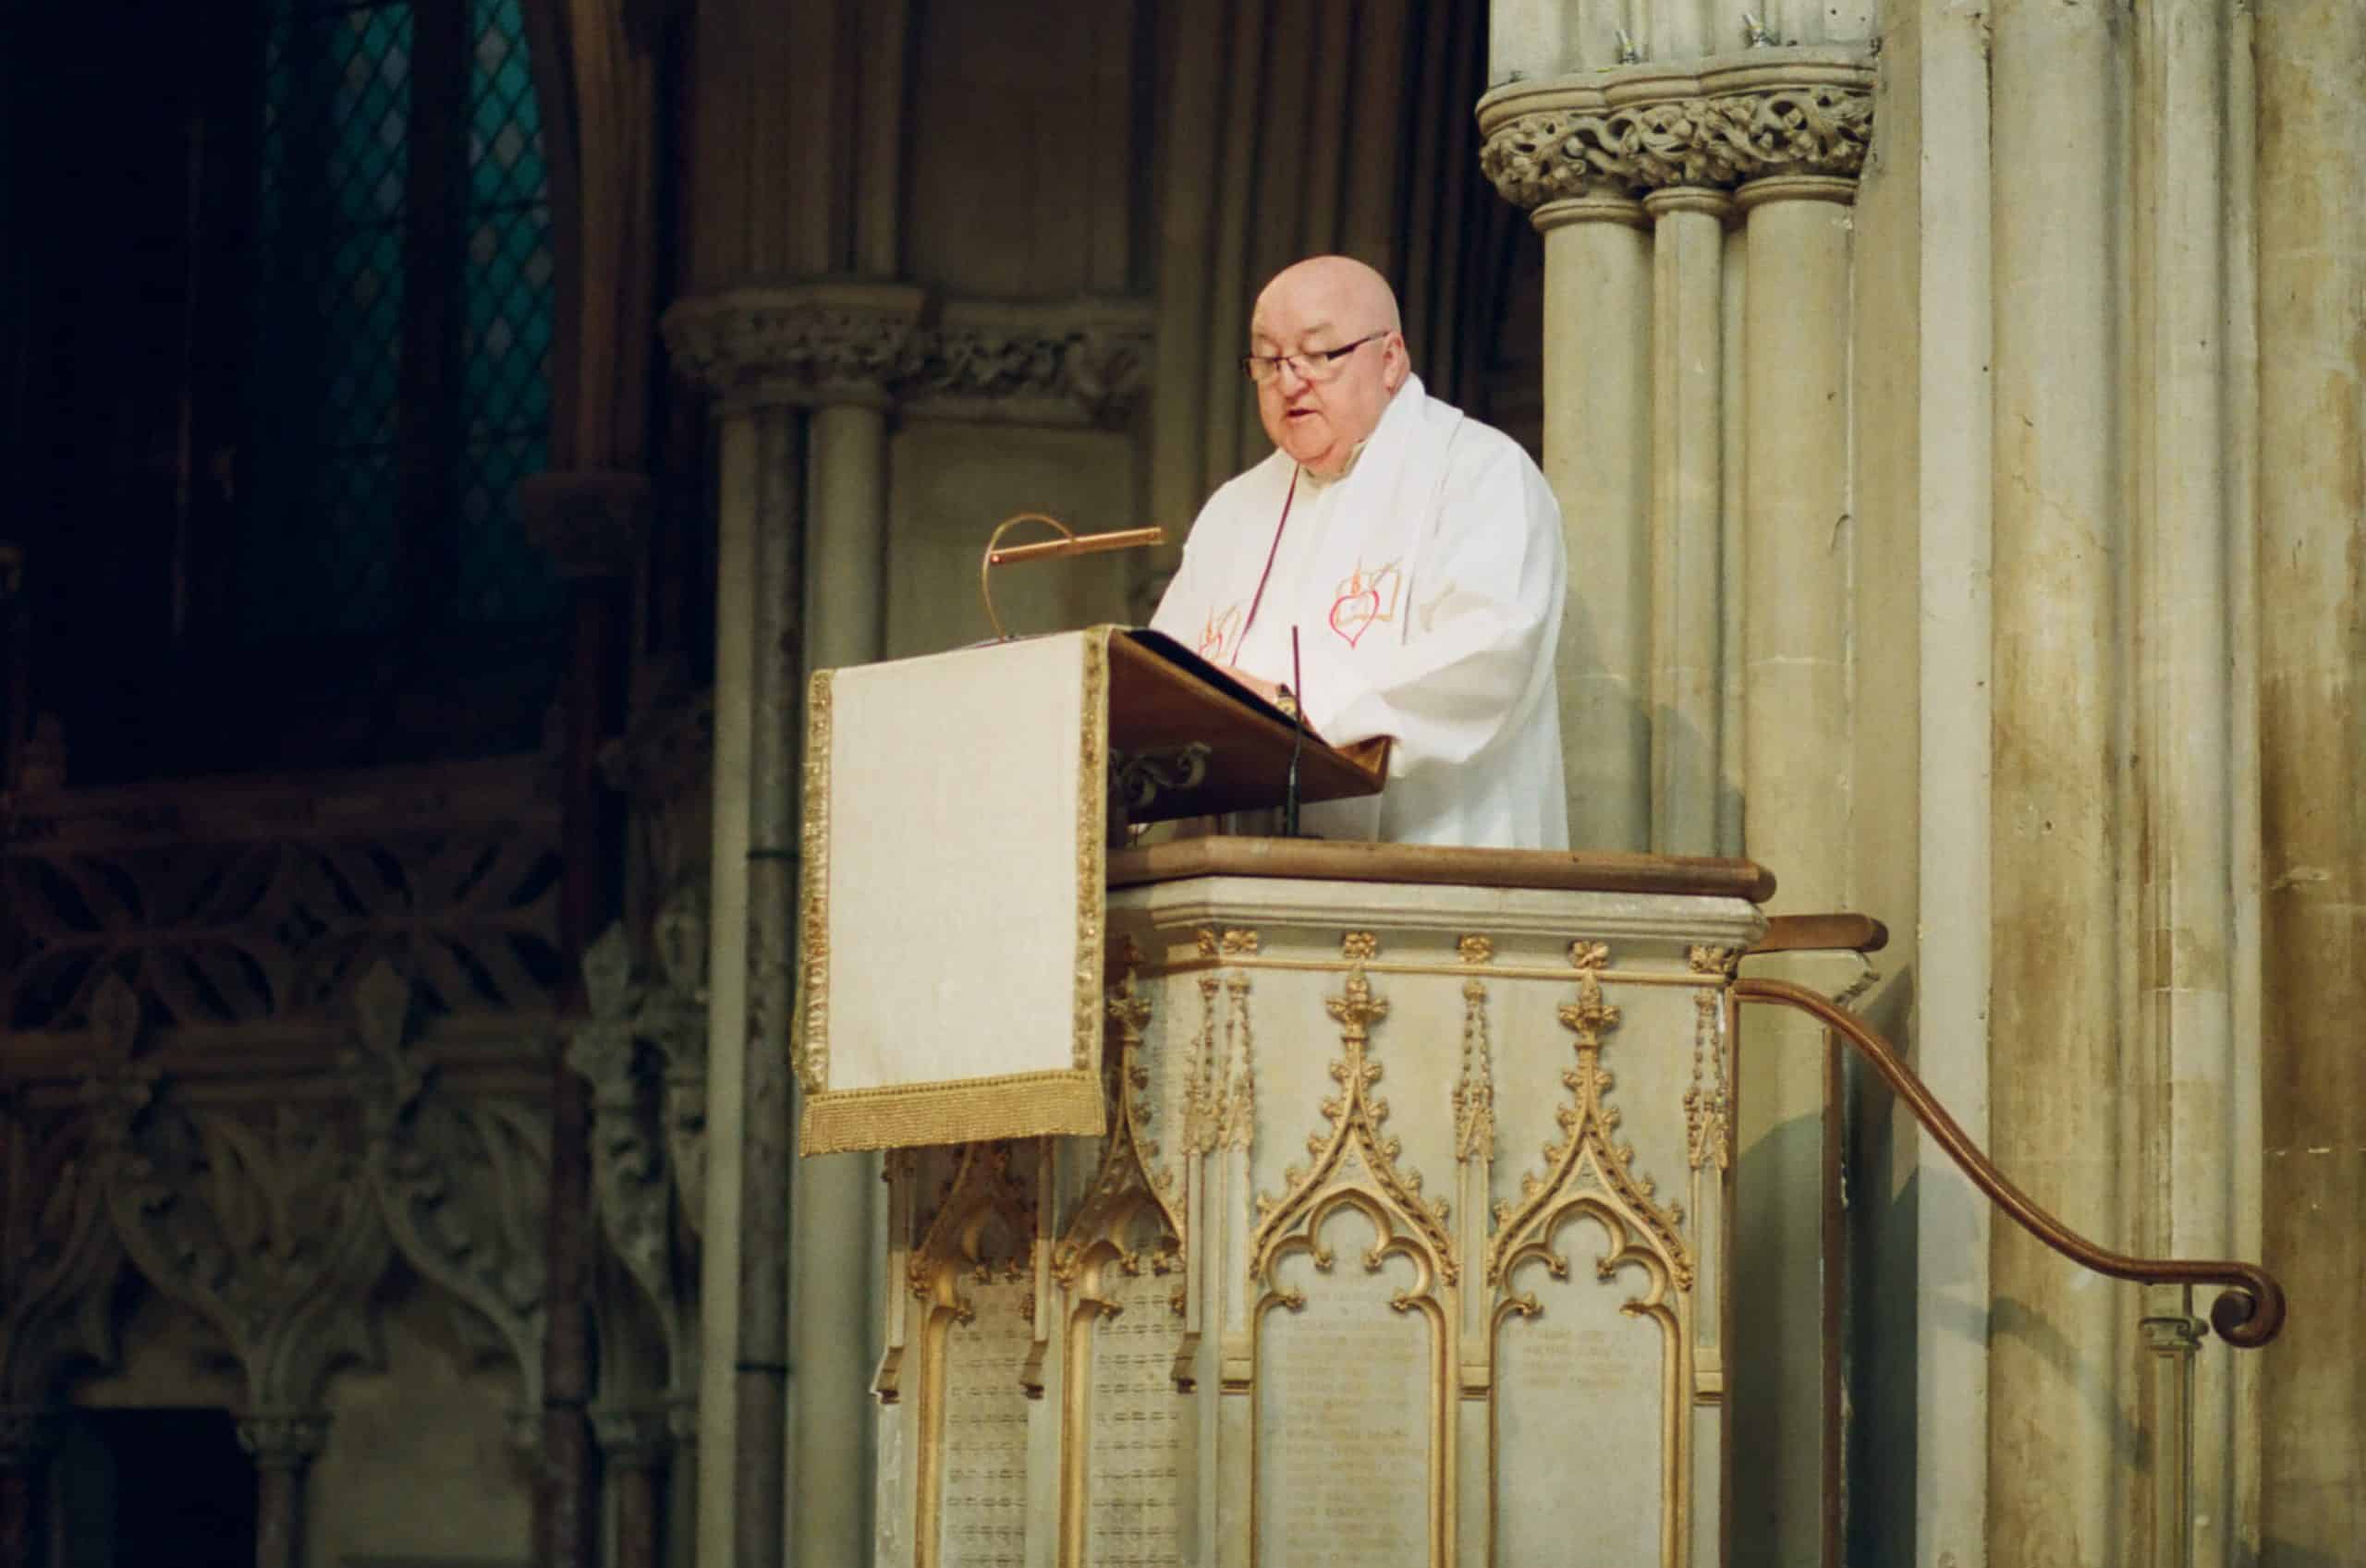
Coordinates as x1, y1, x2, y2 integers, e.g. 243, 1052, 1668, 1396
1240, 330, 1390, 385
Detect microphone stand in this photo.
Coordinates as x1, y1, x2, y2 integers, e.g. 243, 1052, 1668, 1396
1282, 626, 1308, 837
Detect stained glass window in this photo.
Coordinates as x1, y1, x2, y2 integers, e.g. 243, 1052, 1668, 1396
456, 0, 559, 625
240, 0, 557, 640
246, 0, 414, 636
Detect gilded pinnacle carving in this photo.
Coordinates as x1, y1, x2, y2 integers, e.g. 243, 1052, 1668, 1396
1476, 52, 1875, 211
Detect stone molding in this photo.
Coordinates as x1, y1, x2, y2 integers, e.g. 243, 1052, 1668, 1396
662, 283, 1154, 426
1477, 48, 1874, 211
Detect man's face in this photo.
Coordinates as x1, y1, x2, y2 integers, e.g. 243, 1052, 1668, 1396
1250, 274, 1406, 477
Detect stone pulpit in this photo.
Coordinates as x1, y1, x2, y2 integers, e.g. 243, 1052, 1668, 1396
797, 632, 1773, 1567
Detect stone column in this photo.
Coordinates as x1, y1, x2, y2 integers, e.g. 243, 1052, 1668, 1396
237, 1412, 328, 1568
1645, 187, 1728, 855
664, 282, 921, 1568
2139, 1288, 2203, 1568
523, 468, 650, 1568
2254, 1, 2366, 1559
1535, 192, 1653, 851
790, 386, 893, 1568
1732, 168, 1858, 1568
0, 1407, 59, 1568
2129, 5, 2252, 1560
1986, 2, 2128, 1560
593, 1407, 674, 1568
1479, 51, 1875, 1568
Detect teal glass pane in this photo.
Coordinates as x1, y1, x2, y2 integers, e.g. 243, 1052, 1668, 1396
452, 0, 558, 626
243, 0, 413, 638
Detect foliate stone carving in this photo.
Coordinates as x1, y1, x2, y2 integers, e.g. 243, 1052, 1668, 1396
0, 1099, 128, 1404
2, 765, 564, 1034
236, 1410, 331, 1470
905, 298, 1155, 428
662, 283, 928, 408
663, 286, 1155, 424
105, 1086, 391, 1411
567, 924, 700, 1392
1477, 52, 1874, 210
348, 962, 549, 1416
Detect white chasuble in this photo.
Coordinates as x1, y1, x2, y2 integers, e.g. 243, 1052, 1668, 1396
1151, 376, 1569, 850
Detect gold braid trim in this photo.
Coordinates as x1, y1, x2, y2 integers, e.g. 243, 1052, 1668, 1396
800, 1068, 1105, 1155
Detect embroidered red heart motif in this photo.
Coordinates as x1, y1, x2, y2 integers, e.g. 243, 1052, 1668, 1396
1330, 586, 1381, 647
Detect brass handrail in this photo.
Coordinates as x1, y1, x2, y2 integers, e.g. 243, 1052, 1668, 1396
1736, 976, 2287, 1349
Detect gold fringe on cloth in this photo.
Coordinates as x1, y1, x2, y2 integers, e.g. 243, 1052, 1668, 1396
799, 1068, 1106, 1155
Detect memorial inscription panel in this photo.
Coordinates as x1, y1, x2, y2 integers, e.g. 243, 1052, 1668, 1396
936, 1278, 1033, 1568
1083, 1268, 1189, 1568
1494, 1268, 1672, 1566
1257, 1236, 1437, 1566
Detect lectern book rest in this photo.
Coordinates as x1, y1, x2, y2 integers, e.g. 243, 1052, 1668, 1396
794, 626, 1388, 1154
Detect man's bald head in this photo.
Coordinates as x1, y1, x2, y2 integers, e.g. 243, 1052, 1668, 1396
1252, 255, 1404, 340
1247, 255, 1409, 476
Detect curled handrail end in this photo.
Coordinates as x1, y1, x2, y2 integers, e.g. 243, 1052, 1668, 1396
1734, 976, 2291, 1353
2209, 1278, 2287, 1349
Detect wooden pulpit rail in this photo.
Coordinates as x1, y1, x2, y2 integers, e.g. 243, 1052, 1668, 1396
1737, 976, 2287, 1349
1107, 836, 1778, 902
1750, 911, 1889, 955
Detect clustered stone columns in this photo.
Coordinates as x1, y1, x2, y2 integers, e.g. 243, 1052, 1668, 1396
1480, 50, 1872, 1568
237, 1411, 329, 1568
663, 281, 922, 1568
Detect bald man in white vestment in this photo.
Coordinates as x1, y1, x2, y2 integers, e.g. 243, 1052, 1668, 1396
1151, 256, 1569, 850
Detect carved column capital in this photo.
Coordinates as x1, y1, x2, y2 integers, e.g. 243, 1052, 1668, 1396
1478, 48, 1874, 212
237, 1410, 331, 1472
592, 1405, 674, 1469
662, 282, 929, 411
905, 298, 1156, 429
519, 471, 652, 580
662, 285, 1158, 425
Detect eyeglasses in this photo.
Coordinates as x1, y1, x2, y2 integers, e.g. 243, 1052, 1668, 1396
1241, 331, 1388, 385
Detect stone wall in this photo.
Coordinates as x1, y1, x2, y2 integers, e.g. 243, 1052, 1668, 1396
1484, 2, 2365, 1564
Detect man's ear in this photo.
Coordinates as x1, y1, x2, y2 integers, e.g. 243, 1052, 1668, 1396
1384, 333, 1409, 392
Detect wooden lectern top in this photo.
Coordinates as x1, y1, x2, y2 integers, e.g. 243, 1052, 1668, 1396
1110, 629, 1387, 820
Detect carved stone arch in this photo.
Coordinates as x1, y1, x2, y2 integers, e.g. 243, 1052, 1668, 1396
348, 961, 551, 1425
511, 0, 665, 474
0, 1104, 135, 1404
101, 1084, 395, 1412
1489, 1195, 1691, 1567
